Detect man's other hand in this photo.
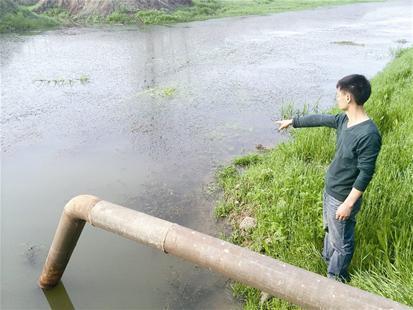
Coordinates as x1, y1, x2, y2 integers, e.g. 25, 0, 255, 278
275, 119, 293, 131
336, 203, 353, 221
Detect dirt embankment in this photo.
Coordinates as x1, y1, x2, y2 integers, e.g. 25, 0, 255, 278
34, 0, 192, 16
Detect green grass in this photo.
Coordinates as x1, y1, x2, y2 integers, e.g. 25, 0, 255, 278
79, 0, 380, 26
41, 7, 77, 25
133, 0, 378, 25
216, 48, 413, 309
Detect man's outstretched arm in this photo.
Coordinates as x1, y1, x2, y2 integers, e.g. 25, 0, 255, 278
276, 114, 342, 130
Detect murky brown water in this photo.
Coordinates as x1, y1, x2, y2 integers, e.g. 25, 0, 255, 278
1, 1, 412, 308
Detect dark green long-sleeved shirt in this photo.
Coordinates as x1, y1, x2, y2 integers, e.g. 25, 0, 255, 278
293, 113, 381, 202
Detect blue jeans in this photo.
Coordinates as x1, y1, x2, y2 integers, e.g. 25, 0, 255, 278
322, 190, 362, 281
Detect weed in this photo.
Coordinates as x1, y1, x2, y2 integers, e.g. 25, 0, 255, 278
78, 75, 90, 84
162, 87, 176, 97
136, 86, 177, 99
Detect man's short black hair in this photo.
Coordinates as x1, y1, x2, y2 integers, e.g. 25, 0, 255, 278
336, 74, 371, 105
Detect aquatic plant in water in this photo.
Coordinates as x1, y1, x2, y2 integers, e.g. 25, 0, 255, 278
135, 86, 177, 99
33, 75, 90, 86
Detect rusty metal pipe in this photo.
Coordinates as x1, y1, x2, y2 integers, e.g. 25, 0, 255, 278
38, 195, 100, 289
39, 196, 408, 309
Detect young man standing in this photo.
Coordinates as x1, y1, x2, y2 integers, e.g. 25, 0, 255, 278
276, 74, 381, 282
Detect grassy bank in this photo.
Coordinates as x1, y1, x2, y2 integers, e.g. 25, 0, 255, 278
215, 47, 413, 309
1, 0, 377, 33
114, 0, 376, 25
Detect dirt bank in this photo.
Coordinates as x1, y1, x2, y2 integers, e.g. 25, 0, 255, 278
35, 0, 192, 16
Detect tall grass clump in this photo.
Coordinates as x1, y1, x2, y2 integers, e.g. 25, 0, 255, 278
216, 48, 413, 308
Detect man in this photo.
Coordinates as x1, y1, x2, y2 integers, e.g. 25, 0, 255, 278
276, 74, 381, 282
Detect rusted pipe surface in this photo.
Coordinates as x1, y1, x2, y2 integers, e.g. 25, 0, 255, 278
90, 200, 174, 252
164, 225, 406, 310
39, 195, 100, 289
64, 195, 101, 222
39, 195, 409, 309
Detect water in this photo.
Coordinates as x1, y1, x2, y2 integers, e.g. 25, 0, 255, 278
1, 1, 412, 308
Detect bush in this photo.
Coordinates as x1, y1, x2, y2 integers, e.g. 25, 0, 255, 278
0, 1, 57, 33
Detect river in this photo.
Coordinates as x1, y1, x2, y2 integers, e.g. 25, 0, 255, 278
1, 0, 412, 308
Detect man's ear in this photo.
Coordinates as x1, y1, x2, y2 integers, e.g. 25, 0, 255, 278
346, 93, 351, 103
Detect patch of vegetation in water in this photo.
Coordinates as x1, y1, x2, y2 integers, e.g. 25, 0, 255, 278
161, 87, 177, 97
331, 40, 365, 46
136, 86, 177, 99
33, 75, 90, 86
215, 48, 413, 308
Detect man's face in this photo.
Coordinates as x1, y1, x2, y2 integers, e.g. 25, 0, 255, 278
336, 88, 351, 111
